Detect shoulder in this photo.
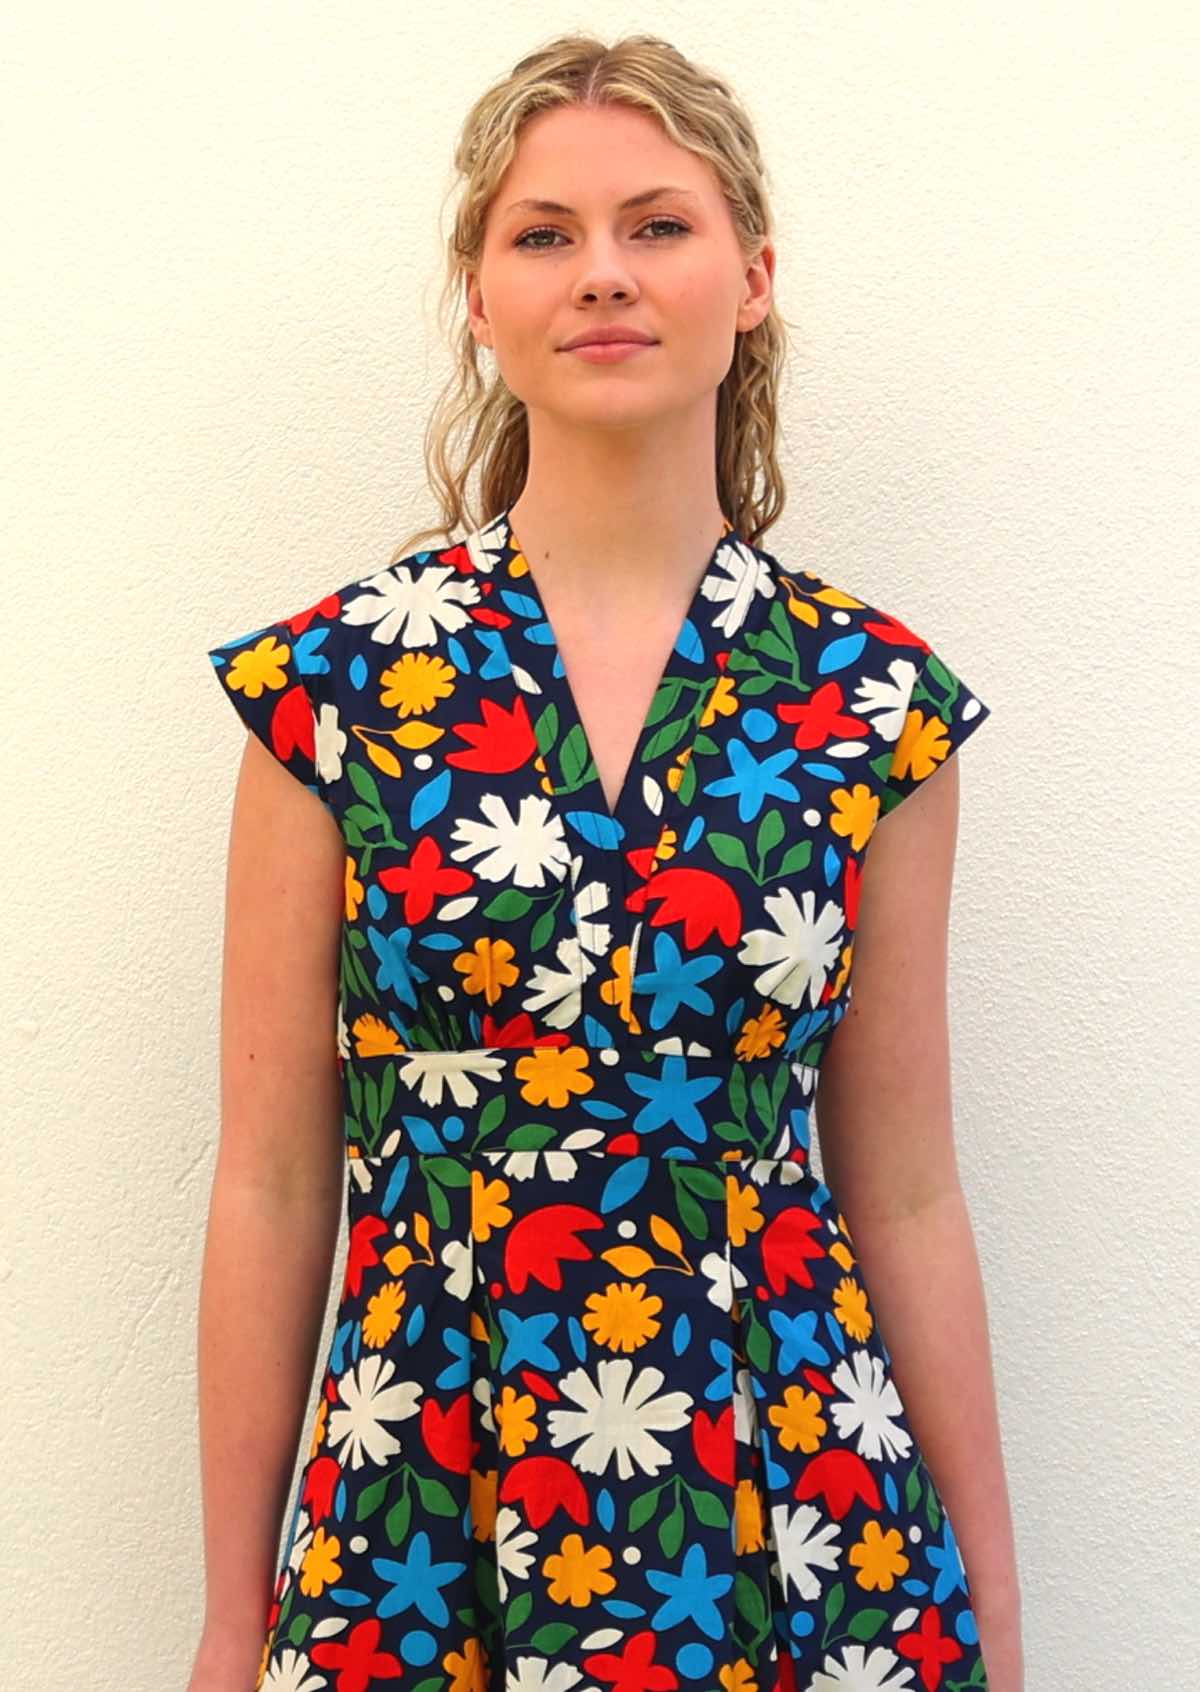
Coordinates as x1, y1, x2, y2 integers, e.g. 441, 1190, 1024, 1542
750, 544, 994, 816
204, 522, 492, 797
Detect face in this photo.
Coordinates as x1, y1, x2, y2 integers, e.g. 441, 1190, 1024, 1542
466, 103, 774, 431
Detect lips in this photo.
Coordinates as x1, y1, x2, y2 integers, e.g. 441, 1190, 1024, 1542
560, 329, 657, 350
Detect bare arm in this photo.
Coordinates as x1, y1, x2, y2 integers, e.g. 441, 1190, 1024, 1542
817, 755, 1023, 1687
191, 733, 346, 1685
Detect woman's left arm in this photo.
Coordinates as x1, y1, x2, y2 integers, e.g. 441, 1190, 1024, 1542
817, 754, 1023, 1691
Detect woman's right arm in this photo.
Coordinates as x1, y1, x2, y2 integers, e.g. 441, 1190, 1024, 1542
188, 732, 347, 1692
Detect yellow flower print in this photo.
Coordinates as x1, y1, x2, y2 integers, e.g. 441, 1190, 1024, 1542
308, 1395, 328, 1459
225, 635, 291, 699
362, 1279, 407, 1349
581, 1280, 663, 1352
444, 1635, 489, 1692
344, 855, 365, 922
767, 1383, 828, 1454
725, 1177, 765, 1247
471, 1169, 512, 1242
849, 1519, 910, 1591
828, 1230, 856, 1274
514, 1045, 595, 1109
352, 1014, 406, 1058
733, 1476, 766, 1555
379, 650, 457, 716
542, 1531, 617, 1606
829, 940, 852, 999
454, 936, 519, 1005
720, 1660, 759, 1692
494, 1384, 538, 1456
830, 783, 879, 852
469, 1466, 498, 1543
599, 945, 642, 1036
699, 672, 740, 730
299, 1525, 342, 1598
892, 703, 954, 785
533, 751, 555, 799
649, 823, 679, 868
833, 1275, 873, 1342
666, 743, 696, 793
736, 1002, 787, 1061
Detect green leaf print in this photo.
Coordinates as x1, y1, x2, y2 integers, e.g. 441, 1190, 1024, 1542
644, 711, 696, 763
558, 720, 593, 788
285, 1610, 311, 1647
845, 1606, 889, 1641
421, 1155, 472, 1188
768, 597, 800, 657
824, 1580, 846, 1626
688, 1485, 731, 1529
675, 1164, 727, 1201
425, 1172, 451, 1230
924, 1473, 943, 1535
628, 1484, 664, 1531
729, 1062, 749, 1124
777, 840, 813, 879
355, 1471, 392, 1522
706, 832, 754, 875
770, 1059, 791, 1120
479, 1091, 507, 1137
483, 887, 534, 920
747, 627, 795, 666
530, 904, 559, 953
744, 1312, 773, 1373
505, 1589, 534, 1634
904, 1462, 923, 1512
385, 1489, 412, 1547
412, 1472, 460, 1517
734, 1567, 768, 1632
530, 1622, 579, 1653
645, 674, 686, 728
735, 672, 781, 697
658, 1496, 686, 1558
750, 1070, 778, 1134
501, 1122, 558, 1151
674, 1185, 709, 1241
755, 807, 785, 859
532, 700, 560, 758
347, 760, 386, 811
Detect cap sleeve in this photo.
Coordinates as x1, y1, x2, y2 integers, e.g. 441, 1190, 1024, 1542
881, 642, 992, 816
206, 608, 332, 799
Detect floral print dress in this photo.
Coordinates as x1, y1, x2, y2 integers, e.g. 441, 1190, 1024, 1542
206, 505, 993, 1692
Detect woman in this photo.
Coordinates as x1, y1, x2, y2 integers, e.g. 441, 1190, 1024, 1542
193, 32, 1021, 1692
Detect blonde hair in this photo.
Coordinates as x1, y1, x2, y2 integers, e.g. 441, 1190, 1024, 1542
389, 30, 796, 562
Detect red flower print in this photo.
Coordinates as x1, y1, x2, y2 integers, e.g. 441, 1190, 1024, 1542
896, 1603, 966, 1690
378, 834, 474, 924
309, 1616, 405, 1690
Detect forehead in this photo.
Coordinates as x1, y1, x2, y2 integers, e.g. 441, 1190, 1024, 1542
495, 104, 718, 210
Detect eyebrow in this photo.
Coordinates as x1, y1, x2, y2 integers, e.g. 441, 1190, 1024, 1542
501, 185, 703, 217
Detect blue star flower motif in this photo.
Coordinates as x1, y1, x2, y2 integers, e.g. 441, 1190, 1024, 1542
624, 1051, 725, 1142
632, 931, 725, 1030
372, 1529, 467, 1625
704, 737, 801, 824
645, 1539, 734, 1639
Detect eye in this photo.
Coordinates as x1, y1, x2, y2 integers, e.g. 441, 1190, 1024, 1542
514, 216, 691, 250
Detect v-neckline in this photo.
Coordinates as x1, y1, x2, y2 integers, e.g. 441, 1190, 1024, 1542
495, 503, 749, 843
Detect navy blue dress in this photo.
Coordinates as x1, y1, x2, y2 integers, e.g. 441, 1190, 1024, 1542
207, 506, 993, 1692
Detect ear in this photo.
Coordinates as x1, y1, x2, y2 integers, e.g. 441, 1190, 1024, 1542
464, 271, 493, 351
737, 240, 775, 334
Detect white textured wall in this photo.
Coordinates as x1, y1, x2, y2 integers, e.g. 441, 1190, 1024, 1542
3, 4, 1197, 1688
